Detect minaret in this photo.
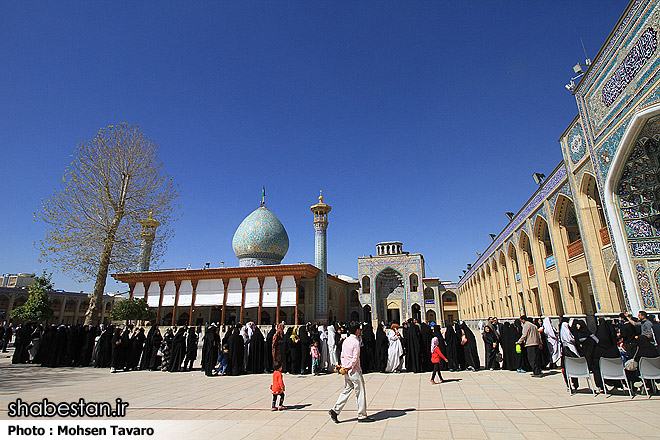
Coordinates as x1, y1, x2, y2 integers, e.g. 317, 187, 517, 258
311, 191, 332, 323
138, 212, 160, 271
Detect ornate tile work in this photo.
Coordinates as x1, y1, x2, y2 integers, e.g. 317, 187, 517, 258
579, 2, 660, 143
630, 240, 660, 256
603, 246, 617, 272
625, 219, 657, 238
635, 261, 657, 308
596, 115, 634, 179
568, 121, 588, 164
548, 183, 574, 216
232, 206, 290, 266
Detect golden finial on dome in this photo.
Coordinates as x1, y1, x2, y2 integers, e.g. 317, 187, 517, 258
319, 190, 323, 203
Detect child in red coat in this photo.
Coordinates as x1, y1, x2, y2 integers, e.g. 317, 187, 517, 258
430, 337, 448, 384
270, 361, 285, 410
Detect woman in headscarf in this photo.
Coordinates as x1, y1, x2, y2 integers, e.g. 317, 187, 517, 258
127, 327, 145, 370
284, 326, 293, 373
361, 322, 375, 373
318, 325, 329, 372
432, 323, 448, 371
248, 324, 266, 374
541, 317, 561, 369
168, 326, 187, 372
110, 327, 124, 373
265, 324, 276, 372
375, 323, 389, 373
290, 326, 302, 374
482, 325, 499, 370
148, 328, 163, 370
201, 325, 219, 376
385, 324, 404, 373
140, 323, 157, 370
184, 327, 199, 371
571, 319, 600, 390
461, 322, 480, 371
444, 324, 459, 371
228, 325, 245, 376
327, 324, 338, 371
272, 323, 284, 366
454, 322, 466, 370
299, 324, 311, 375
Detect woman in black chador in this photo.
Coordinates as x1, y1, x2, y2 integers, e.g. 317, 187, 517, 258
444, 324, 459, 371
11, 323, 31, 364
248, 325, 266, 374
264, 324, 276, 372
148, 328, 163, 370
228, 326, 245, 376
403, 320, 422, 373
453, 322, 466, 370
482, 325, 499, 370
361, 322, 376, 373
460, 322, 480, 371
420, 322, 433, 372
140, 323, 157, 370
299, 325, 311, 374
127, 328, 145, 370
289, 327, 302, 374
168, 327, 187, 372
375, 323, 389, 373
184, 327, 199, 371
201, 325, 219, 376
110, 328, 125, 373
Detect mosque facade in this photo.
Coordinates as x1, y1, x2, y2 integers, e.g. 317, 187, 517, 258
458, 0, 660, 321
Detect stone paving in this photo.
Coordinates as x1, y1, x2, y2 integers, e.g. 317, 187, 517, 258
2, 349, 660, 440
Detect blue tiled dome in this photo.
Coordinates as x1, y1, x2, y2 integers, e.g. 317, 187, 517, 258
232, 206, 289, 266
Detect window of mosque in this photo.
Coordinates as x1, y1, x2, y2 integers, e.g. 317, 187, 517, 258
298, 286, 305, 303
424, 288, 434, 300
350, 290, 359, 305
409, 274, 419, 292
361, 276, 370, 293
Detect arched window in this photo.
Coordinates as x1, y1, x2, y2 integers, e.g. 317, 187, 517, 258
298, 285, 305, 303
350, 311, 360, 322
350, 290, 359, 306
409, 273, 419, 292
535, 217, 553, 259
424, 288, 434, 300
411, 303, 421, 321
361, 276, 370, 294
363, 305, 372, 322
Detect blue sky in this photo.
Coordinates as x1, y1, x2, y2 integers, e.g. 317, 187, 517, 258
1, 1, 627, 293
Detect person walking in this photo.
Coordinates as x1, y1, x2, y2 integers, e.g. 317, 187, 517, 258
329, 322, 374, 423
516, 316, 542, 376
430, 336, 448, 384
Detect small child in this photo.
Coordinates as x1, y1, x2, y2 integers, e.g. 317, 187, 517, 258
430, 336, 448, 384
270, 361, 285, 411
310, 341, 321, 375
214, 344, 229, 376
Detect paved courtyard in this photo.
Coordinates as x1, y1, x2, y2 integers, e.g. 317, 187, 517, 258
1, 350, 659, 440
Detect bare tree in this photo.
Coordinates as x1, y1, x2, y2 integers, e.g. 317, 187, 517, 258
36, 123, 180, 325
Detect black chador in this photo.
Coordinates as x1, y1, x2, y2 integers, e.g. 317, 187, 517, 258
453, 322, 466, 370
11, 324, 31, 364
403, 321, 422, 373
284, 327, 294, 374
110, 328, 125, 371
148, 329, 163, 370
247, 326, 266, 374
201, 326, 219, 376
419, 323, 433, 372
79, 326, 97, 367
140, 323, 157, 370
36, 326, 54, 366
184, 327, 199, 370
264, 325, 275, 372
361, 323, 376, 373
374, 323, 388, 372
299, 326, 311, 374
169, 327, 187, 372
127, 328, 145, 370
228, 327, 245, 376
461, 322, 480, 370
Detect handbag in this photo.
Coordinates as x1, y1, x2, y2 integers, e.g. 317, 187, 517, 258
495, 352, 503, 363
624, 347, 639, 371
461, 334, 468, 345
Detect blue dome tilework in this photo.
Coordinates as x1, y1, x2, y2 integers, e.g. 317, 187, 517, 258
232, 206, 289, 266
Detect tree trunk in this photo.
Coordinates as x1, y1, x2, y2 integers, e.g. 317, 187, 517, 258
84, 211, 124, 326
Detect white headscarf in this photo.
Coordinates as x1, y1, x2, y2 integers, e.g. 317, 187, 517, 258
560, 321, 579, 357
327, 324, 336, 346
319, 326, 327, 341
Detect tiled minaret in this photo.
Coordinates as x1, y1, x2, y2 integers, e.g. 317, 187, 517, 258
311, 191, 331, 323
138, 212, 160, 271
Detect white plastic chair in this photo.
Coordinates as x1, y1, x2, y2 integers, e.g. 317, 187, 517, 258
599, 357, 632, 398
639, 357, 660, 398
564, 356, 595, 396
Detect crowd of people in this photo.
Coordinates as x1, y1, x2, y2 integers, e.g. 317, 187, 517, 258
2, 310, 659, 395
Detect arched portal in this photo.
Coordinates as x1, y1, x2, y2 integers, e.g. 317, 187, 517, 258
363, 305, 372, 322
375, 267, 404, 324
411, 303, 421, 322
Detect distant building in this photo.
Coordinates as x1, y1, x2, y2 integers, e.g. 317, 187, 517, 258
0, 273, 36, 289
357, 242, 458, 326
0, 286, 116, 324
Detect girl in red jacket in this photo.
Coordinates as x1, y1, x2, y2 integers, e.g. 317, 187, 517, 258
430, 337, 448, 384
271, 361, 285, 410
